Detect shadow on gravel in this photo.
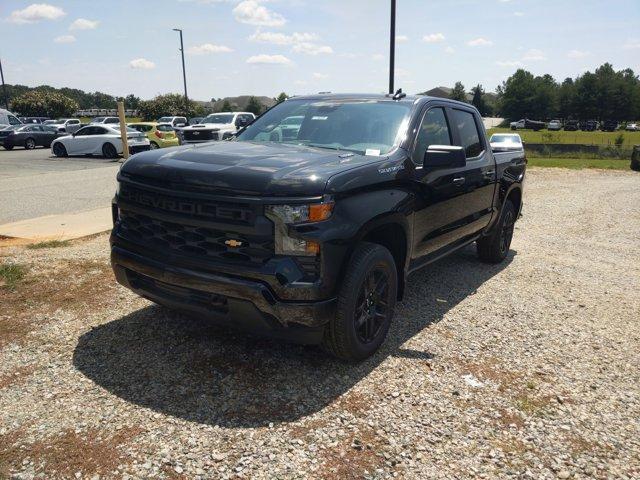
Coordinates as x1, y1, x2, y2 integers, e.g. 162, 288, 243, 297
73, 245, 514, 428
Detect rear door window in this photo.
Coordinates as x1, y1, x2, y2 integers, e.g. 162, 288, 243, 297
451, 109, 483, 158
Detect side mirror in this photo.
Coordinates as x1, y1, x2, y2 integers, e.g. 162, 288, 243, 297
236, 118, 248, 128
424, 145, 466, 168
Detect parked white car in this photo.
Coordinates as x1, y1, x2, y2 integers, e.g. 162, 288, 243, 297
48, 118, 83, 133
157, 116, 188, 127
0, 109, 23, 128
510, 119, 525, 130
51, 124, 150, 158
547, 119, 562, 131
625, 123, 639, 131
90, 116, 120, 125
180, 112, 255, 144
489, 133, 524, 152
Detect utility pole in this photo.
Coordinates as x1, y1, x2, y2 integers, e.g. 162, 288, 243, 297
173, 28, 189, 115
388, 0, 396, 94
0, 56, 9, 109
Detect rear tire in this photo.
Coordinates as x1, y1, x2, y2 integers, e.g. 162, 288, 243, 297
52, 142, 67, 157
323, 242, 397, 362
477, 199, 516, 264
102, 142, 118, 159
150, 142, 159, 149
25, 138, 37, 150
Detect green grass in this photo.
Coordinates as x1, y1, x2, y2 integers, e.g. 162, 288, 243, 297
488, 128, 640, 147
0, 263, 27, 290
528, 157, 631, 170
26, 239, 71, 250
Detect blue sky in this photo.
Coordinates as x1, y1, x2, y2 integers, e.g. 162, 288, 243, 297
1, 0, 639, 101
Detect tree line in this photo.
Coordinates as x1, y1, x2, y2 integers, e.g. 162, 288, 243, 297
4, 82, 287, 119
446, 63, 640, 122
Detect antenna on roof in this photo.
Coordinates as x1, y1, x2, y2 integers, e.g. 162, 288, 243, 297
392, 88, 406, 100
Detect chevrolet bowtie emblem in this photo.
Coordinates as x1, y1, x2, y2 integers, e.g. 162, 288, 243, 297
225, 239, 243, 248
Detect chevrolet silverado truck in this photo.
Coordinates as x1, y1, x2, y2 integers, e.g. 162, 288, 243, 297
110, 93, 526, 361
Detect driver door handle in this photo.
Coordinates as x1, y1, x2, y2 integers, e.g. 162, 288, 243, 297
452, 177, 466, 186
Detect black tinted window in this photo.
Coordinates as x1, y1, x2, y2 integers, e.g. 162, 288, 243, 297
156, 124, 174, 132
452, 109, 483, 158
413, 108, 451, 163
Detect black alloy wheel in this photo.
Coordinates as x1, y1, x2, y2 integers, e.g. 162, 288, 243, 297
25, 138, 37, 150
355, 268, 391, 344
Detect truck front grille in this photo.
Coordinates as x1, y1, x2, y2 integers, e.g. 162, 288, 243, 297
119, 184, 255, 225
183, 129, 215, 141
118, 211, 274, 265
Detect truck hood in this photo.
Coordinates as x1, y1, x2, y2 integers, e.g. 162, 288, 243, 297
119, 141, 378, 196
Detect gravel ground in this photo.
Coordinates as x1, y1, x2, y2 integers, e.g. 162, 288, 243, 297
1, 168, 639, 479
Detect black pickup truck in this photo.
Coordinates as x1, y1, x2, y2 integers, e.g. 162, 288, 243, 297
110, 93, 526, 361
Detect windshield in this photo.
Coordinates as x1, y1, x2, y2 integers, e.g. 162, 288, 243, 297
202, 114, 234, 124
236, 99, 411, 155
490, 134, 521, 144
157, 117, 173, 123
92, 117, 106, 122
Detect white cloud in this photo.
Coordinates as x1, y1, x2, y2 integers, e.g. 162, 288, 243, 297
444, 46, 455, 54
567, 49, 590, 59
54, 34, 76, 44
249, 31, 318, 45
496, 60, 523, 67
294, 80, 308, 86
233, 0, 285, 27
187, 43, 233, 55
8, 3, 65, 24
423, 33, 445, 43
396, 35, 409, 43
514, 11, 524, 17
129, 58, 156, 70
467, 37, 493, 47
292, 42, 333, 55
522, 48, 546, 61
623, 39, 640, 50
313, 72, 329, 79
371, 53, 385, 61
246, 54, 291, 65
69, 18, 99, 30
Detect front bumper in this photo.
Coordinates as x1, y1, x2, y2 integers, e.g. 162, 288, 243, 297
111, 245, 336, 344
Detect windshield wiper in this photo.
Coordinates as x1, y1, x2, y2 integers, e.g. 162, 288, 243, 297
306, 143, 342, 151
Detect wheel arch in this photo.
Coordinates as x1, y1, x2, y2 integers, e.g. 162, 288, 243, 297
352, 214, 411, 300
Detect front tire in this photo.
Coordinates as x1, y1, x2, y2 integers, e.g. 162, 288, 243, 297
52, 142, 67, 157
323, 242, 397, 362
150, 142, 159, 150
25, 138, 37, 150
102, 142, 118, 159
477, 199, 516, 264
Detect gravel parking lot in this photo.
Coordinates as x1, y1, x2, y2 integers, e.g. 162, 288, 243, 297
1, 168, 639, 479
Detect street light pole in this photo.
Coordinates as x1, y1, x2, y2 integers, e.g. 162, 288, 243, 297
0, 57, 9, 109
388, 0, 396, 94
173, 28, 189, 115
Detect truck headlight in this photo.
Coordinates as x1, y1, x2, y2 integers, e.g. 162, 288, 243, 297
265, 203, 333, 256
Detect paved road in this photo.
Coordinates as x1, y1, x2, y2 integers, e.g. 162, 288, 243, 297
0, 148, 120, 224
